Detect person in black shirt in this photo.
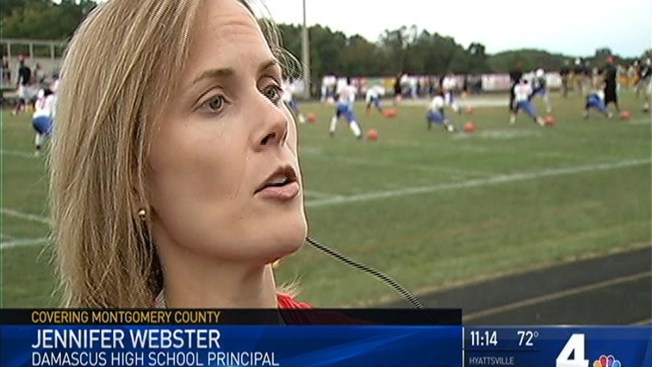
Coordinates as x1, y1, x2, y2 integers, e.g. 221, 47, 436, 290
636, 58, 651, 98
13, 57, 32, 115
508, 63, 523, 114
560, 60, 570, 98
639, 59, 652, 112
393, 72, 404, 105
603, 56, 620, 113
1, 56, 9, 86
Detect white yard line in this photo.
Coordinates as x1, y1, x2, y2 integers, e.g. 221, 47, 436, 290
1, 208, 51, 225
305, 158, 650, 208
0, 237, 49, 249
396, 97, 507, 108
306, 154, 485, 176
1, 149, 37, 159
0, 233, 17, 240
304, 190, 342, 199
2, 156, 649, 221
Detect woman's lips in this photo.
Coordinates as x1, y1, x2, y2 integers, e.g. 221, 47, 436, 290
255, 181, 300, 200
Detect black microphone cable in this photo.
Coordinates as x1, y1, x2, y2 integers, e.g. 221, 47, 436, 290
305, 237, 424, 309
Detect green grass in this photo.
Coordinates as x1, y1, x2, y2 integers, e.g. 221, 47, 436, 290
1, 92, 650, 307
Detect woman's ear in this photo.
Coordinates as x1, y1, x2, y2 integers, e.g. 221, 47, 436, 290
131, 170, 151, 222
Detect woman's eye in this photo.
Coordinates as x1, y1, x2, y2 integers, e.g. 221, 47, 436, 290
263, 84, 282, 104
201, 95, 226, 113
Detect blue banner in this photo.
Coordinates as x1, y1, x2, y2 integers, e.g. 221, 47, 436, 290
1, 325, 462, 367
465, 327, 652, 367
3, 324, 650, 366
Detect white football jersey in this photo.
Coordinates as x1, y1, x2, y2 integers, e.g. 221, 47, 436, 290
33, 93, 56, 119
365, 85, 384, 101
429, 96, 445, 111
514, 83, 532, 102
338, 85, 356, 103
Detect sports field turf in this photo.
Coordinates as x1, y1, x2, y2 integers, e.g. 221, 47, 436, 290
1, 91, 650, 307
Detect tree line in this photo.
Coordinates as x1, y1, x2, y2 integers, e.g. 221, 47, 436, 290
2, 0, 96, 41
3, 1, 649, 80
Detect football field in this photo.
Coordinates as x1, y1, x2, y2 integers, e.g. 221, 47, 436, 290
1, 91, 650, 308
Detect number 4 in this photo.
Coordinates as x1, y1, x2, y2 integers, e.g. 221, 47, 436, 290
556, 334, 589, 367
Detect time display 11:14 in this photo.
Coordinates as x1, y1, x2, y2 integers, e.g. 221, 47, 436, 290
469, 330, 498, 347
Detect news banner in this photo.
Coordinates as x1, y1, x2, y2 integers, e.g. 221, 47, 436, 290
1, 309, 650, 367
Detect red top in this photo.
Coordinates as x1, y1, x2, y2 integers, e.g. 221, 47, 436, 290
276, 293, 312, 309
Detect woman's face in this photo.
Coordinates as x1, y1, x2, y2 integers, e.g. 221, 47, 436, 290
147, 0, 307, 265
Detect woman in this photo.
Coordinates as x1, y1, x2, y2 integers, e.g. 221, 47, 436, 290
51, 0, 309, 308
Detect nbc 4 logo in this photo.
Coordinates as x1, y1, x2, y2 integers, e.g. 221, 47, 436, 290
593, 355, 622, 367
556, 334, 623, 367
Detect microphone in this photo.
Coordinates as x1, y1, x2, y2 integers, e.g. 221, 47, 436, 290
305, 237, 424, 309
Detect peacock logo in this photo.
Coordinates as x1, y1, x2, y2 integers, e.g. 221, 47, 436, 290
593, 354, 621, 367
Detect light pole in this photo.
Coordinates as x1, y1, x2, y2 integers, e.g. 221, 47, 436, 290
301, 0, 311, 99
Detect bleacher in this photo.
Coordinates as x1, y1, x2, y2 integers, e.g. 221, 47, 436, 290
1, 38, 65, 106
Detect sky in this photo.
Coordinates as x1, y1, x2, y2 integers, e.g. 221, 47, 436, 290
265, 0, 652, 57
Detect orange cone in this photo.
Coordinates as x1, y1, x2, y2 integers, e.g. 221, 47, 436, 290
463, 122, 476, 133
383, 108, 397, 118
367, 128, 379, 141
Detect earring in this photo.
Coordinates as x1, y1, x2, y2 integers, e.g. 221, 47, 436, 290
137, 208, 147, 221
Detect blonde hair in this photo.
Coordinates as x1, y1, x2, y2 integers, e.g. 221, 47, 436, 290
50, 0, 293, 308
